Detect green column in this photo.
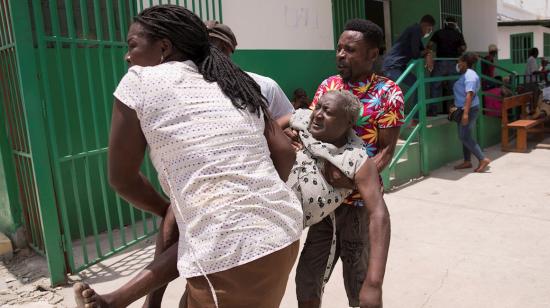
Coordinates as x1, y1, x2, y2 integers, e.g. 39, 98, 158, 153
417, 59, 429, 175
475, 61, 486, 147
8, 0, 66, 285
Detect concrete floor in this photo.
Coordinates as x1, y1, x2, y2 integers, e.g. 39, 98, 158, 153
59, 141, 550, 308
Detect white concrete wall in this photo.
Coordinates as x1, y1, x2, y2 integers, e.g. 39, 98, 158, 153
222, 0, 334, 50
462, 0, 498, 52
497, 0, 550, 20
498, 25, 548, 59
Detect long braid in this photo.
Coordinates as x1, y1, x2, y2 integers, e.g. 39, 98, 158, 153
136, 5, 269, 117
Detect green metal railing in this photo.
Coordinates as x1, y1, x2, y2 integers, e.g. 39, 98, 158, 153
1, 0, 223, 286
383, 57, 517, 189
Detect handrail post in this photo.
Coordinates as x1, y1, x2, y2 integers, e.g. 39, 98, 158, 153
475, 60, 486, 147
416, 59, 429, 175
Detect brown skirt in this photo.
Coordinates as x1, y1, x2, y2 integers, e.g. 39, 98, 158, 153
182, 241, 299, 308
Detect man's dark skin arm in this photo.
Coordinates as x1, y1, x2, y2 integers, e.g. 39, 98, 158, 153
354, 159, 391, 308
372, 126, 400, 173
108, 99, 170, 217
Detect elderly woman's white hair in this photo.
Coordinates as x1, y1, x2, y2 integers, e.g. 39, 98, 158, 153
318, 90, 361, 124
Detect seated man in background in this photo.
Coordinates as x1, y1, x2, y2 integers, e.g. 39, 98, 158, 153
484, 76, 513, 117
533, 86, 550, 120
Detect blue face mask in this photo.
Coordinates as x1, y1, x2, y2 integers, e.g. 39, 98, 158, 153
423, 30, 432, 39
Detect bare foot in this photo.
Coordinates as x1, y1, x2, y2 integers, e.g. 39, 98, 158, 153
475, 158, 491, 172
74, 282, 110, 308
454, 161, 472, 170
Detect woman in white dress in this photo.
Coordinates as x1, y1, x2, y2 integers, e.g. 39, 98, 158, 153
74, 5, 302, 308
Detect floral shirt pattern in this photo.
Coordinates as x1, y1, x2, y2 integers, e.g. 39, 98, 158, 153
311, 74, 404, 205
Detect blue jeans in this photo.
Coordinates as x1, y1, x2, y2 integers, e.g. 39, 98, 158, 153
430, 60, 456, 114
457, 106, 485, 162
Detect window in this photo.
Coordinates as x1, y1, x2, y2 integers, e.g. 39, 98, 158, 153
544, 33, 550, 58
510, 33, 533, 64
440, 0, 462, 30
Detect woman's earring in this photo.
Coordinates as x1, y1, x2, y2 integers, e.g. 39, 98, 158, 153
159, 54, 164, 64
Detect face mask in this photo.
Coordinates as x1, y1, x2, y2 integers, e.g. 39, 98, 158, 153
456, 64, 461, 73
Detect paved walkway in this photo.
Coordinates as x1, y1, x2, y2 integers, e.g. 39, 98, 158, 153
55, 141, 550, 308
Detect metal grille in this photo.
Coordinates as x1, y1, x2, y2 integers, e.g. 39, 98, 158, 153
440, 0, 462, 29
139, 0, 222, 21
510, 32, 533, 64
2, 0, 223, 285
331, 0, 366, 48
0, 0, 45, 254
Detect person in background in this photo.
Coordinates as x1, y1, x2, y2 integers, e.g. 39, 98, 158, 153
292, 88, 310, 109
205, 20, 294, 127
383, 14, 435, 110
373, 45, 386, 76
481, 44, 498, 90
427, 16, 466, 116
525, 47, 541, 111
484, 76, 513, 117
525, 47, 540, 83
539, 57, 549, 84
453, 53, 491, 172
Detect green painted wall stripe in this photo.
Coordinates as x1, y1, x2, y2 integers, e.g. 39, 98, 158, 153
232, 49, 336, 102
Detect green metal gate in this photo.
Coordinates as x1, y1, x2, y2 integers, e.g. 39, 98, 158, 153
1, 0, 222, 285
0, 0, 44, 254
331, 0, 366, 47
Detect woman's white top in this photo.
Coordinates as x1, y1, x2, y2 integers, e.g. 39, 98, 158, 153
114, 61, 303, 278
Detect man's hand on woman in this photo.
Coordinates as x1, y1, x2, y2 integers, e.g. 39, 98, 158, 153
283, 128, 304, 151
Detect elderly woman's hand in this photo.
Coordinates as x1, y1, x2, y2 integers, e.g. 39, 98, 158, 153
283, 128, 303, 151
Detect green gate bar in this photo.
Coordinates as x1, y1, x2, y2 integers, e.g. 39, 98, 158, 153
9, 0, 66, 285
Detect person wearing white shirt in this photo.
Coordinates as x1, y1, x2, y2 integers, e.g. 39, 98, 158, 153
74, 5, 302, 308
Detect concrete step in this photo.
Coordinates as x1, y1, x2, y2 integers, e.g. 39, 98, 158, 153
388, 141, 422, 188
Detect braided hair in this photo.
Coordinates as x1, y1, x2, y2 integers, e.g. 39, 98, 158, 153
135, 5, 268, 117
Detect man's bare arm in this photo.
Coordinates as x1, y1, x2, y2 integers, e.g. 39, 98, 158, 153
372, 126, 400, 172
354, 159, 390, 308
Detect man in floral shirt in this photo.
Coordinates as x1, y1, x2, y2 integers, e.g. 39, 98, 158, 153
295, 19, 404, 308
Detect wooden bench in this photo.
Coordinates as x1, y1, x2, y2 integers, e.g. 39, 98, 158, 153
501, 92, 545, 152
